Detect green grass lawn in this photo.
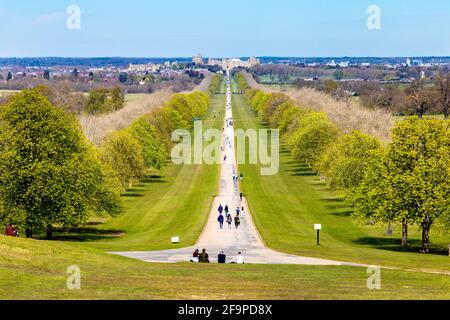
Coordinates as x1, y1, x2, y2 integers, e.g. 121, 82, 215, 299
124, 93, 150, 103
232, 93, 450, 274
46, 93, 225, 251
1, 236, 449, 300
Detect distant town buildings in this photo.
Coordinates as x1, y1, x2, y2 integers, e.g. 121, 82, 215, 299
207, 56, 260, 70
128, 63, 152, 72
193, 54, 204, 65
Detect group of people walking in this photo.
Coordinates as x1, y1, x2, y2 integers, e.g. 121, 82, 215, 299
217, 204, 242, 229
191, 248, 245, 264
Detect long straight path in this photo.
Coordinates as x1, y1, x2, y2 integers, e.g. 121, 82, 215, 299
111, 75, 362, 266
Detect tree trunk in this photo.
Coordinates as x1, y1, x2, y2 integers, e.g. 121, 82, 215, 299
25, 228, 33, 239
444, 103, 449, 119
418, 107, 424, 119
46, 225, 53, 240
401, 219, 409, 247
420, 222, 431, 254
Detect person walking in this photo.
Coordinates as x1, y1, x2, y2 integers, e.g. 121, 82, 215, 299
234, 216, 241, 229
218, 214, 224, 229
224, 205, 229, 215
218, 251, 226, 264
199, 249, 210, 263
240, 193, 243, 202
236, 207, 240, 217
218, 204, 224, 215
226, 214, 233, 228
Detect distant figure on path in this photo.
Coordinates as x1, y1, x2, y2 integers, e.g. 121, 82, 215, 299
191, 249, 200, 263
4, 224, 15, 237
240, 193, 243, 202
199, 249, 210, 263
225, 205, 229, 215
218, 215, 224, 229
236, 207, 240, 217
218, 251, 226, 264
236, 252, 245, 264
234, 216, 241, 229
226, 214, 233, 228
218, 204, 224, 215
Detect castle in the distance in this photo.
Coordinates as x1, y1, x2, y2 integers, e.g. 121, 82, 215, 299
193, 54, 260, 69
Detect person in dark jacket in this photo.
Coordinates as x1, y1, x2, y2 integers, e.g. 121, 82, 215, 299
218, 251, 226, 264
234, 216, 241, 229
218, 215, 224, 229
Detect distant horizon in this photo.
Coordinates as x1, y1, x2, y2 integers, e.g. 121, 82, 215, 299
1, 55, 450, 59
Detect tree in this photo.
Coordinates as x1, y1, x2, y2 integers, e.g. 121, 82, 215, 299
287, 112, 341, 167
100, 130, 145, 189
436, 72, 450, 118
334, 70, 345, 81
147, 106, 188, 148
0, 89, 122, 239
129, 118, 167, 171
43, 70, 50, 80
118, 73, 128, 84
109, 87, 125, 111
352, 119, 450, 251
86, 88, 124, 114
317, 131, 383, 190
86, 88, 109, 114
406, 80, 435, 119
72, 69, 79, 80
6, 72, 12, 82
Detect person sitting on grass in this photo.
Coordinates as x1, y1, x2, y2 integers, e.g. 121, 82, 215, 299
236, 252, 245, 264
199, 249, 210, 263
4, 224, 15, 237
218, 251, 226, 264
191, 249, 200, 263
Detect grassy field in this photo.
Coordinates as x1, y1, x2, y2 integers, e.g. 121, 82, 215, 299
1, 236, 449, 300
47, 93, 225, 251
232, 93, 450, 274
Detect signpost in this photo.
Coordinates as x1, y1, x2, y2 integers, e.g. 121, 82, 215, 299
314, 224, 322, 246
171, 236, 180, 244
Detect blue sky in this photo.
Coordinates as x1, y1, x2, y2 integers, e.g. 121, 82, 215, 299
0, 0, 449, 57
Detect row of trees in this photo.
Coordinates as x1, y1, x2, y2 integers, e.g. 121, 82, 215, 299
0, 87, 210, 239
209, 74, 224, 94
305, 72, 450, 118
99, 91, 210, 189
236, 73, 450, 253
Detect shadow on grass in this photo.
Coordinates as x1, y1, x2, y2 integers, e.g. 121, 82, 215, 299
37, 226, 126, 242
331, 210, 353, 217
353, 237, 449, 256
